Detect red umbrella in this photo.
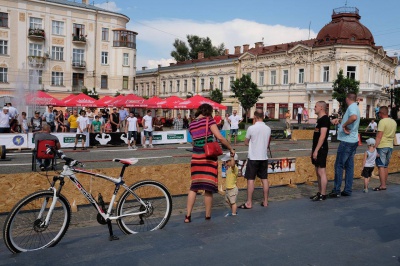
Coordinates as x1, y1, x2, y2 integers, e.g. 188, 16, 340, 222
141, 96, 163, 108
96, 96, 114, 106
26, 91, 63, 106
63, 93, 99, 107
107, 95, 125, 107
113, 94, 146, 108
174, 95, 227, 110
162, 96, 184, 109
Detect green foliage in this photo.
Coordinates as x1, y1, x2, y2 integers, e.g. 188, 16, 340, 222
186, 92, 193, 99
332, 69, 360, 113
209, 89, 223, 103
114, 91, 120, 97
231, 74, 263, 122
171, 35, 225, 62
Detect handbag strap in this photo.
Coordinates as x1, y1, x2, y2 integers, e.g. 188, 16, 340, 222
205, 117, 209, 144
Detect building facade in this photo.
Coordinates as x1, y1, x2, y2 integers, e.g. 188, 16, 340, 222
136, 7, 397, 120
0, 0, 137, 106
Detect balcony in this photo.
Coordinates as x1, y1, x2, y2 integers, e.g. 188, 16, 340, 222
72, 86, 84, 93
113, 41, 136, 49
72, 35, 87, 44
28, 28, 45, 40
28, 56, 46, 68
72, 61, 86, 69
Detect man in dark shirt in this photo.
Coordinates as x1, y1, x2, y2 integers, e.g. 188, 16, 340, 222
310, 101, 330, 201
34, 124, 61, 170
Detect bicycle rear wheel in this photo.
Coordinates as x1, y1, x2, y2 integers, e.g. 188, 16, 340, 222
3, 190, 71, 253
117, 180, 172, 234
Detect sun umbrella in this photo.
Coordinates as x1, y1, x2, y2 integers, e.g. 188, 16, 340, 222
141, 96, 163, 108
96, 96, 114, 107
112, 94, 146, 108
173, 95, 227, 110
63, 93, 99, 107
26, 91, 64, 106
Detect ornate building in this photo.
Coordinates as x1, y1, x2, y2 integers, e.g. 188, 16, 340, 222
0, 0, 137, 106
136, 7, 397, 119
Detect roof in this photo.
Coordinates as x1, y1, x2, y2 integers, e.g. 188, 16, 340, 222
42, 0, 129, 19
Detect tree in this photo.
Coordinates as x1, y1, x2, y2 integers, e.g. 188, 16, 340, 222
231, 74, 263, 123
209, 89, 223, 104
171, 35, 225, 62
332, 69, 360, 114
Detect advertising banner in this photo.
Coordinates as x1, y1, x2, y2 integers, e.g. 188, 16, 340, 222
141, 130, 188, 145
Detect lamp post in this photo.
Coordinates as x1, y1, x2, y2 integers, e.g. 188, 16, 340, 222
383, 80, 399, 118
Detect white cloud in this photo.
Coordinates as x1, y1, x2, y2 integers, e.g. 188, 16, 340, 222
130, 18, 317, 69
94, 1, 121, 12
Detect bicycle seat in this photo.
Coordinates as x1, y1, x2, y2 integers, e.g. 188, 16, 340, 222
113, 158, 139, 165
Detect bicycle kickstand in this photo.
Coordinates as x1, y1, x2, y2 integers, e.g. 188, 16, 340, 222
107, 220, 119, 241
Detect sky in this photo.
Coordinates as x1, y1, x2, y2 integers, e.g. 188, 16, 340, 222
93, 0, 400, 70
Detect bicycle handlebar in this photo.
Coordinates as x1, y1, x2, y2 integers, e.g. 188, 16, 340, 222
45, 145, 85, 168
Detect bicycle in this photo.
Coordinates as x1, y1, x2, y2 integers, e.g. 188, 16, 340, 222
3, 146, 172, 253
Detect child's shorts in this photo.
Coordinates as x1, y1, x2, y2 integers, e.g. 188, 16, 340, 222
225, 187, 238, 205
361, 167, 374, 178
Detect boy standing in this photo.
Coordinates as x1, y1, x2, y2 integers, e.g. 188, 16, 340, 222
222, 152, 239, 217
125, 112, 139, 150
91, 115, 102, 133
142, 110, 154, 148
362, 138, 377, 193
74, 110, 89, 150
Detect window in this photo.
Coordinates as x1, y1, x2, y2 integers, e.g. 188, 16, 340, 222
29, 17, 43, 29
270, 70, 276, 85
152, 83, 156, 95
323, 66, 329, 82
147, 84, 150, 96
0, 67, 7, 82
101, 75, 108, 89
298, 69, 304, 84
219, 77, 224, 91
73, 23, 85, 37
0, 12, 8, 27
29, 70, 43, 84
259, 71, 264, 86
246, 72, 251, 78
177, 80, 180, 92
122, 76, 129, 90
113, 30, 136, 48
101, 52, 108, 65
210, 77, 214, 90
0, 40, 7, 55
347, 66, 356, 79
169, 81, 173, 92
51, 46, 64, 61
184, 79, 187, 92
72, 73, 84, 90
52, 21, 64, 35
283, 70, 289, 85
102, 27, 109, 41
123, 53, 129, 66
51, 72, 63, 86
29, 43, 42, 56
192, 78, 196, 93
72, 49, 84, 64
230, 76, 235, 89
162, 81, 166, 94
201, 78, 205, 90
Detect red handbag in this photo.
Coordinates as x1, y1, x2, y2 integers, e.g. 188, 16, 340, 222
203, 117, 223, 158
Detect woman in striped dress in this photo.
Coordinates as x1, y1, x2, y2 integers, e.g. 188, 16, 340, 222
185, 104, 235, 223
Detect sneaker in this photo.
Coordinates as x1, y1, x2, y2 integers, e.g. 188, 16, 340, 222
149, 144, 154, 148
328, 191, 341, 198
312, 194, 327, 201
310, 192, 321, 199
132, 145, 138, 150
142, 144, 147, 148
39, 164, 46, 171
128, 146, 133, 150
340, 191, 351, 197
73, 146, 76, 150
363, 188, 368, 193
224, 212, 238, 217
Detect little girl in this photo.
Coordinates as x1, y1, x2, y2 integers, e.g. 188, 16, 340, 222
104, 120, 112, 133
362, 138, 377, 193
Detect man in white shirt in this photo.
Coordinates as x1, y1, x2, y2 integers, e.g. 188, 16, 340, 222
125, 111, 140, 150
228, 110, 243, 145
239, 111, 271, 209
365, 119, 378, 132
141, 110, 154, 148
297, 106, 303, 124
73, 110, 90, 150
0, 106, 10, 133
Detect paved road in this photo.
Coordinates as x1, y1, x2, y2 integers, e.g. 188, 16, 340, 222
0, 178, 399, 265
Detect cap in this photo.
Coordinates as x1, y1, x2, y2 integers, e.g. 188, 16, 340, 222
3, 106, 9, 110
35, 111, 40, 114
366, 138, 376, 146
221, 152, 238, 161
113, 107, 117, 110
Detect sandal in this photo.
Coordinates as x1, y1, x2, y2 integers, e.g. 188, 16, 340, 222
205, 216, 211, 220
373, 187, 387, 191
239, 203, 252, 209
184, 215, 191, 223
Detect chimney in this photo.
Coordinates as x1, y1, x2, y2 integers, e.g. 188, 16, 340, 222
243, 44, 250, 53
224, 49, 229, 55
198, 51, 204, 59
234, 46, 241, 54
142, 66, 147, 70
82, 0, 88, 4
255, 42, 263, 49
158, 64, 161, 68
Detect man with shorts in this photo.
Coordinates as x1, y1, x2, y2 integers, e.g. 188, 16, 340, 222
142, 110, 154, 148
228, 110, 242, 145
310, 101, 330, 201
125, 111, 139, 150
239, 111, 271, 209
373, 106, 397, 191
68, 110, 79, 133
73, 110, 89, 150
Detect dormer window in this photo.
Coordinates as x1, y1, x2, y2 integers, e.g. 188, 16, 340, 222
326, 37, 330, 42
351, 36, 356, 41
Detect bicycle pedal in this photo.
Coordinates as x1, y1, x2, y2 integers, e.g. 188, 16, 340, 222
109, 235, 119, 241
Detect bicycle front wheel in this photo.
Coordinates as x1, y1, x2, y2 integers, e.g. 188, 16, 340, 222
117, 180, 172, 234
3, 190, 71, 253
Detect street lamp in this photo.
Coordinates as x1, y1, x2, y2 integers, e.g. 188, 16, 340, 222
382, 80, 399, 117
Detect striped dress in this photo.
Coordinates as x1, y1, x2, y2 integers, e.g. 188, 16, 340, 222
189, 116, 218, 193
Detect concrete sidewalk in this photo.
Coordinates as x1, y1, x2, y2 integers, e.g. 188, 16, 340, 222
1, 174, 400, 265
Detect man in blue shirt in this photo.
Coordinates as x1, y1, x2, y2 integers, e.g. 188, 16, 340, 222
119, 106, 129, 131
329, 92, 360, 197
